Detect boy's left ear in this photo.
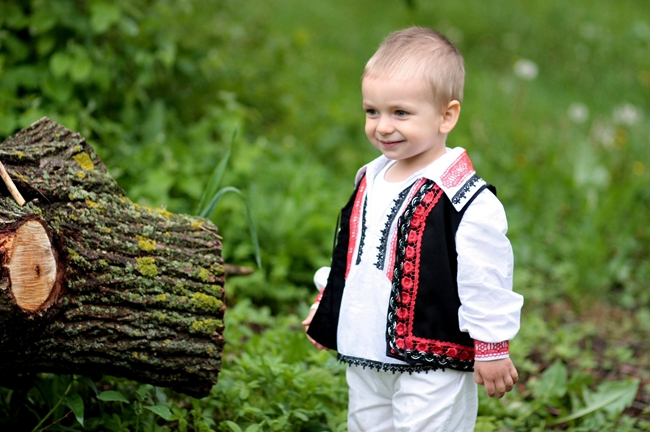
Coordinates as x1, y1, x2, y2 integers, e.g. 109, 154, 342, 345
439, 100, 461, 134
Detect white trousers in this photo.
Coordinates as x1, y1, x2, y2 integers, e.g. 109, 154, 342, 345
346, 365, 477, 432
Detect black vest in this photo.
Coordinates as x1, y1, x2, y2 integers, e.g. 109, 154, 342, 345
308, 177, 493, 372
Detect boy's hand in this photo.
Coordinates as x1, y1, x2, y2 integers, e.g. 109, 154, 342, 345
474, 358, 518, 398
302, 308, 328, 350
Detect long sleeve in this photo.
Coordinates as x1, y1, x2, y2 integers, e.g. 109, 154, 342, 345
310, 267, 330, 309
456, 190, 523, 351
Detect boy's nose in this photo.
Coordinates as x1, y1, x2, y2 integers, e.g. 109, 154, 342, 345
376, 116, 395, 134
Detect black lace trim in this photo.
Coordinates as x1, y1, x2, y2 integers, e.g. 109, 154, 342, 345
451, 173, 482, 205
374, 184, 414, 270
386, 180, 435, 350
337, 354, 444, 374
355, 197, 368, 265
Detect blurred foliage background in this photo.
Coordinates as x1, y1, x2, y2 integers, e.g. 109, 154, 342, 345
1, 0, 649, 430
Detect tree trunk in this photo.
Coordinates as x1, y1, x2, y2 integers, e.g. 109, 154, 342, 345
0, 118, 225, 398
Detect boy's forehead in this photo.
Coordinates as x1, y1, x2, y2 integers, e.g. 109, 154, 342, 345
362, 75, 432, 95
361, 76, 438, 107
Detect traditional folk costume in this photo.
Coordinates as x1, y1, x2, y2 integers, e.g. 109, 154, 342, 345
308, 147, 523, 431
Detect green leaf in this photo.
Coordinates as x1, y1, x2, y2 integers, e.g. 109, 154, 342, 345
292, 410, 309, 422
42, 76, 73, 103
142, 100, 167, 144
135, 385, 148, 402
222, 421, 243, 432
144, 404, 173, 420
65, 392, 85, 426
532, 360, 567, 402
596, 379, 640, 417
197, 129, 236, 215
36, 36, 56, 56
49, 52, 71, 78
200, 186, 262, 267
90, 2, 122, 34
97, 390, 130, 403
118, 17, 139, 36
199, 186, 239, 220
2, 4, 28, 29
551, 379, 639, 425
29, 8, 57, 35
70, 50, 93, 83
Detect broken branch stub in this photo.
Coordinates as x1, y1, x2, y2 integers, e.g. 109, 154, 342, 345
0, 160, 26, 206
0, 118, 226, 397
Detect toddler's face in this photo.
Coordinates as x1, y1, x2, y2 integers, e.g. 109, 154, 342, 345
362, 76, 448, 171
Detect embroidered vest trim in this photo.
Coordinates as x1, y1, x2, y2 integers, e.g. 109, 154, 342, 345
385, 180, 474, 370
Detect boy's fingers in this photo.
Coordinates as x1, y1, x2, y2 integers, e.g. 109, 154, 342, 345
484, 380, 496, 398
474, 370, 484, 386
511, 366, 519, 383
302, 308, 317, 327
495, 379, 507, 398
306, 335, 328, 350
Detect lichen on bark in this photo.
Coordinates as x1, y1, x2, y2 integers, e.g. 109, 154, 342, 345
0, 118, 225, 397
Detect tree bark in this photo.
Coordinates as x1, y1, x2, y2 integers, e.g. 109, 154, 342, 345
0, 118, 225, 398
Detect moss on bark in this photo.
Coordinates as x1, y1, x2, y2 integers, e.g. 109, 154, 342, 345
0, 118, 225, 397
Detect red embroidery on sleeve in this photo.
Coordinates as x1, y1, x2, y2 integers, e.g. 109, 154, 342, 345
313, 288, 325, 305
474, 340, 510, 359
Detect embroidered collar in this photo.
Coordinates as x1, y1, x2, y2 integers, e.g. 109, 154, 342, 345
354, 147, 486, 212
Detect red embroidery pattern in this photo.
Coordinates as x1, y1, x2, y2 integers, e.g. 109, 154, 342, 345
387, 181, 474, 367
313, 288, 325, 305
474, 340, 509, 359
395, 185, 443, 351
440, 151, 474, 188
385, 178, 427, 280
345, 177, 367, 279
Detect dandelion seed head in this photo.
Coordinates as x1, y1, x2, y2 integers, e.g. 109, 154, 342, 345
513, 59, 538, 80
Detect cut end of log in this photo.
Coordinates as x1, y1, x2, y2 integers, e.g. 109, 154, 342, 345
3, 220, 58, 312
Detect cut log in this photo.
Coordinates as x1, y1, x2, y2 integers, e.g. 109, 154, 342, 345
2, 220, 58, 312
0, 118, 225, 397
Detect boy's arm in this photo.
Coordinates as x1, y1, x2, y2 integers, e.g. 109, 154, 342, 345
301, 307, 328, 350
456, 190, 522, 343
455, 189, 523, 396
302, 267, 330, 350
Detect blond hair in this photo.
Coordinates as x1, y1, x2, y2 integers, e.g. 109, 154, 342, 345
363, 27, 465, 110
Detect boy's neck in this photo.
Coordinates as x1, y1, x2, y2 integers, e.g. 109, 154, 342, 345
384, 147, 447, 182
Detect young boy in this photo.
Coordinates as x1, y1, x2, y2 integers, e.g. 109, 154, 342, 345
303, 27, 523, 431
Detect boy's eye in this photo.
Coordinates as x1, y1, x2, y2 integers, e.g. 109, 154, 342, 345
366, 109, 378, 116
395, 110, 408, 117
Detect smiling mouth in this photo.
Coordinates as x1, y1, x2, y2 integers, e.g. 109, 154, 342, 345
379, 140, 404, 146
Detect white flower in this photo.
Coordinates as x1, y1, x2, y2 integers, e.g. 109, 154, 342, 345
613, 103, 641, 126
513, 59, 538, 80
568, 103, 589, 124
592, 122, 616, 149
